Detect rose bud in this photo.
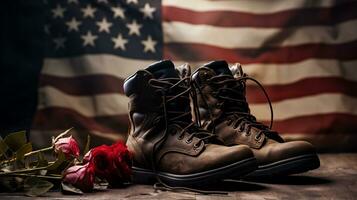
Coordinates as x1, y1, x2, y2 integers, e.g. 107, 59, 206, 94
62, 163, 95, 192
54, 136, 80, 159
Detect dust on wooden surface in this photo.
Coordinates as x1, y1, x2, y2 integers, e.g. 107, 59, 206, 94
1, 153, 356, 200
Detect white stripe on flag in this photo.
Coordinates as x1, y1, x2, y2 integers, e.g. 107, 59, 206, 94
173, 59, 357, 85
250, 93, 357, 121
163, 0, 338, 13
42, 54, 155, 78
38, 86, 128, 117
243, 59, 357, 85
163, 20, 357, 48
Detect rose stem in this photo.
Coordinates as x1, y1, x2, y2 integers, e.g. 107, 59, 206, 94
5, 173, 62, 179
0, 146, 54, 165
0, 166, 48, 176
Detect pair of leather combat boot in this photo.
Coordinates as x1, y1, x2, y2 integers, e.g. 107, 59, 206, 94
124, 60, 320, 187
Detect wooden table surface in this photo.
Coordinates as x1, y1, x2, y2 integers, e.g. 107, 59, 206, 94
1, 153, 357, 199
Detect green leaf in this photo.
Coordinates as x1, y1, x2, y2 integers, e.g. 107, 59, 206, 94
83, 135, 91, 156
0, 137, 9, 157
14, 143, 32, 169
36, 152, 49, 167
24, 177, 54, 197
16, 143, 32, 162
46, 152, 66, 171
61, 182, 83, 195
4, 131, 27, 152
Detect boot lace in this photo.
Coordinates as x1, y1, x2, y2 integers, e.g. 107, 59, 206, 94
198, 73, 283, 142
148, 77, 216, 145
148, 76, 226, 195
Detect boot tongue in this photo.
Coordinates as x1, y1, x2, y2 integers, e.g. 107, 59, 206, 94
203, 60, 233, 76
204, 61, 248, 113
147, 60, 191, 124
146, 60, 179, 79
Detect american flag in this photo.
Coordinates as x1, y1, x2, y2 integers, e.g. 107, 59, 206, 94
31, 0, 357, 150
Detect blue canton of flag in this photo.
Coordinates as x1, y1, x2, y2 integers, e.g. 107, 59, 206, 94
44, 0, 162, 60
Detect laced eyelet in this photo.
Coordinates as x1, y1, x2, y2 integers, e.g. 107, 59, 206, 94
254, 134, 261, 141
238, 125, 244, 132
186, 139, 192, 144
245, 131, 251, 136
193, 143, 200, 148
178, 135, 184, 140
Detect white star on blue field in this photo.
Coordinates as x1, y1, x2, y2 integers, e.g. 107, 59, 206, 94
45, 0, 162, 60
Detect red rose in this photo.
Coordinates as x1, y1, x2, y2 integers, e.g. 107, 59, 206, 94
83, 141, 132, 186
63, 163, 95, 192
54, 136, 80, 159
111, 142, 133, 182
83, 144, 114, 179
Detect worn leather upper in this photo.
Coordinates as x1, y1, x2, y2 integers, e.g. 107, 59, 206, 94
191, 60, 317, 165
124, 60, 254, 174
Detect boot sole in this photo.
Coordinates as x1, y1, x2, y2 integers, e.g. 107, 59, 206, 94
132, 157, 257, 187
245, 153, 320, 178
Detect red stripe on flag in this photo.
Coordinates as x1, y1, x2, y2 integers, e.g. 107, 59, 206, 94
163, 1, 357, 28
40, 74, 124, 95
246, 77, 357, 103
164, 40, 357, 64
262, 113, 357, 134
33, 107, 129, 134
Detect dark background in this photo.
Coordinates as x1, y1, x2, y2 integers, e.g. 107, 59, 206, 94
0, 0, 44, 137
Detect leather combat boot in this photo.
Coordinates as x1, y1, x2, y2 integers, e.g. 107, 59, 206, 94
191, 60, 320, 177
124, 60, 257, 186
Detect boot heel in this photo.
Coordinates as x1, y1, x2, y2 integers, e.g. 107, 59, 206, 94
132, 167, 157, 185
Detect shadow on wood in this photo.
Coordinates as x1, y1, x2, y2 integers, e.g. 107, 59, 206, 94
194, 180, 267, 192
244, 175, 333, 185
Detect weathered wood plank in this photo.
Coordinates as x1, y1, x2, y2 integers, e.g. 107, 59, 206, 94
0, 154, 356, 199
